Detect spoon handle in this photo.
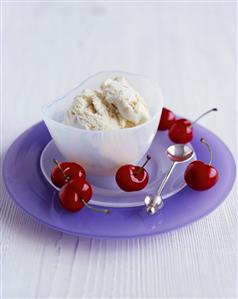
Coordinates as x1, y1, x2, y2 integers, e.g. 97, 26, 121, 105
157, 162, 177, 196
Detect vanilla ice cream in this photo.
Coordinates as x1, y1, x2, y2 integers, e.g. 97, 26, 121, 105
64, 76, 151, 130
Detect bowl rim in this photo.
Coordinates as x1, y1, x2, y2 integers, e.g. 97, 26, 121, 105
41, 70, 163, 134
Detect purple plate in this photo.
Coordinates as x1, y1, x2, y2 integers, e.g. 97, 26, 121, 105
3, 122, 236, 238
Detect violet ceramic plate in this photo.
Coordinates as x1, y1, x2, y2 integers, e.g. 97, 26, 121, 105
40, 137, 196, 208
3, 122, 236, 238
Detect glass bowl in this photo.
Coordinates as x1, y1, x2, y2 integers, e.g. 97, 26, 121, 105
42, 71, 163, 176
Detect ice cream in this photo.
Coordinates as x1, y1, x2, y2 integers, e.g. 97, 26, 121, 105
64, 76, 151, 130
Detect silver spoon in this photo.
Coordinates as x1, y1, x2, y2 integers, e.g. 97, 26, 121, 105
145, 144, 194, 215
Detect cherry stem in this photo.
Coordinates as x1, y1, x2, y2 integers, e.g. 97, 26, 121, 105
200, 138, 213, 165
53, 159, 70, 182
191, 108, 218, 126
134, 155, 151, 176
141, 155, 151, 168
81, 199, 110, 214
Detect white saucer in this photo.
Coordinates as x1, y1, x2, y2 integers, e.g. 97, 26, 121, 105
40, 131, 196, 208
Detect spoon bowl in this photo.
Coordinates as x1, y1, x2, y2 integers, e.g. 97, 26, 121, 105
167, 144, 194, 162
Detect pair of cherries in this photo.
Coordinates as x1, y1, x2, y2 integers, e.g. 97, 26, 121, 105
158, 107, 218, 143
51, 160, 109, 214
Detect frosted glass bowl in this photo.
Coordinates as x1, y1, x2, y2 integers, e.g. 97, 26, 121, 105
42, 71, 163, 176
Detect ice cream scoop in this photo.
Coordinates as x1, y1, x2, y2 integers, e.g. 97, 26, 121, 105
101, 77, 151, 125
64, 76, 151, 130
64, 89, 127, 130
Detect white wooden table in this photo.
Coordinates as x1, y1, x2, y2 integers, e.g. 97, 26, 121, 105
1, 2, 237, 298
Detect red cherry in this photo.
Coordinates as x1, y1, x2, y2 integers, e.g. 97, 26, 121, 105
59, 178, 92, 212
184, 138, 219, 191
116, 155, 150, 192
158, 107, 176, 130
184, 161, 218, 190
51, 159, 86, 188
169, 108, 217, 144
59, 178, 110, 214
169, 119, 193, 144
